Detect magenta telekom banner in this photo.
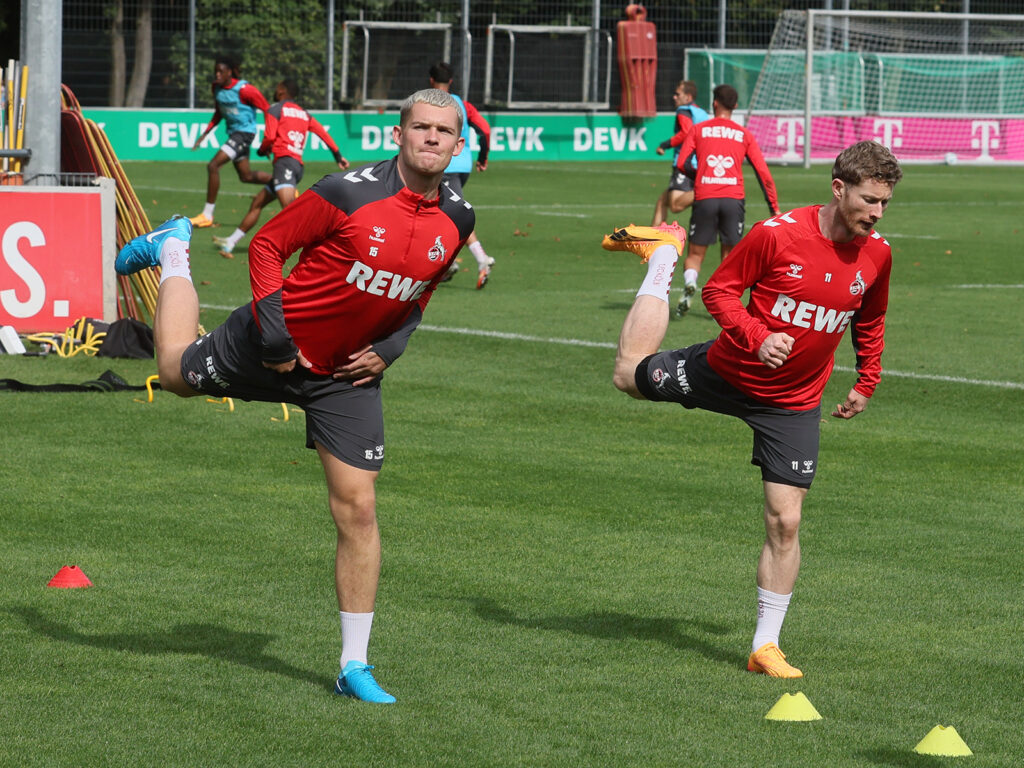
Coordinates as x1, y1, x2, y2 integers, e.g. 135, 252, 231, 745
747, 115, 1024, 164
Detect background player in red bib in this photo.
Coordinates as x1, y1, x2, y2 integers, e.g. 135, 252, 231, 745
603, 141, 902, 678
213, 79, 349, 258
115, 89, 474, 703
189, 55, 272, 228
674, 84, 780, 317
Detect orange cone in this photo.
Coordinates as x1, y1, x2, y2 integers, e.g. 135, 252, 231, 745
47, 565, 93, 588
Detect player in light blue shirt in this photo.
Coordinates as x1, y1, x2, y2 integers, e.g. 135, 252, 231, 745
651, 80, 710, 226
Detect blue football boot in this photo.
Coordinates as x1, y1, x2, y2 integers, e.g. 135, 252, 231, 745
334, 661, 396, 704
115, 215, 193, 276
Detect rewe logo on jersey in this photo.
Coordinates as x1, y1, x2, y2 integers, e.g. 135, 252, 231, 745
770, 293, 855, 333
700, 125, 744, 142
345, 261, 430, 301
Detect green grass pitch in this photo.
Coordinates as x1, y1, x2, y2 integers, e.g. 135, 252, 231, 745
1, 160, 1022, 767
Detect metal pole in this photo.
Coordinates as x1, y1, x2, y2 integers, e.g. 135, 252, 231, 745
591, 0, 600, 105
461, 0, 471, 95
804, 10, 814, 169
842, 0, 850, 51
961, 0, 970, 113
718, 0, 726, 49
188, 0, 196, 108
823, 0, 833, 51
326, 0, 335, 109
20, 0, 61, 183
962, 0, 970, 54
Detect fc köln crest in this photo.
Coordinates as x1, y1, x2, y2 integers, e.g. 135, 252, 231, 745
428, 236, 446, 261
849, 270, 866, 296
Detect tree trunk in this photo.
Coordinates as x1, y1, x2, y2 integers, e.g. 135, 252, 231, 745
108, 0, 125, 107
125, 0, 153, 107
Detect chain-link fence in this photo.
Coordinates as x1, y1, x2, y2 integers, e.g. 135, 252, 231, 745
61, 0, 1021, 113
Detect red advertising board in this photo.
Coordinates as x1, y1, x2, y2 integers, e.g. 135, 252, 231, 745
0, 183, 116, 332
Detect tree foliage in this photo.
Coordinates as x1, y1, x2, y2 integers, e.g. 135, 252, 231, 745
168, 0, 331, 108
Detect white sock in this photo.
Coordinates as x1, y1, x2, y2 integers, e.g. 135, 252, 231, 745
752, 587, 792, 652
339, 610, 374, 668
202, 202, 215, 219
158, 236, 193, 285
635, 243, 678, 301
468, 240, 490, 268
682, 268, 699, 288
224, 228, 245, 250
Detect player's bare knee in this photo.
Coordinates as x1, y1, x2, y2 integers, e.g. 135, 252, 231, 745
765, 506, 802, 543
329, 491, 377, 533
613, 357, 643, 398
156, 370, 195, 398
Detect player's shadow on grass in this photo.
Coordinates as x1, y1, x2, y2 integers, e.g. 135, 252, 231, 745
13, 606, 327, 691
467, 597, 744, 668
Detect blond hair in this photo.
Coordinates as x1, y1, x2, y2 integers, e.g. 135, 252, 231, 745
399, 88, 463, 135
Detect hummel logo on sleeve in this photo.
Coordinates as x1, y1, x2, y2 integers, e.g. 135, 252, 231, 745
344, 167, 379, 183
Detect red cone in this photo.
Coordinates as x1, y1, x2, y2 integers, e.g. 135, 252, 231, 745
47, 565, 93, 588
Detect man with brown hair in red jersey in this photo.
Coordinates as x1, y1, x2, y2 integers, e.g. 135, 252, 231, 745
214, 78, 350, 258
115, 89, 475, 703
674, 83, 780, 317
602, 140, 902, 678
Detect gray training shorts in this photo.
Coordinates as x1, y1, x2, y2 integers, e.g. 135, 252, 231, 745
267, 156, 304, 192
688, 197, 745, 247
667, 168, 695, 193
635, 340, 821, 488
221, 131, 257, 162
179, 304, 386, 471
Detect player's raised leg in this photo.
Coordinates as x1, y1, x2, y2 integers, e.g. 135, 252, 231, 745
115, 216, 202, 397
601, 223, 686, 397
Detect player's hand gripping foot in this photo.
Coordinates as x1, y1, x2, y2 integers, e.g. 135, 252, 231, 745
476, 257, 495, 289
189, 212, 214, 228
676, 281, 698, 317
212, 235, 234, 259
601, 223, 686, 263
115, 215, 193, 275
747, 642, 803, 678
334, 661, 396, 703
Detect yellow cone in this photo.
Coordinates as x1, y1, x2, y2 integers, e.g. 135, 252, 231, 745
764, 692, 822, 721
914, 725, 973, 757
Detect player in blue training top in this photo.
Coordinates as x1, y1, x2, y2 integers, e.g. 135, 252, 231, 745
189, 55, 272, 228
651, 80, 710, 226
429, 61, 495, 289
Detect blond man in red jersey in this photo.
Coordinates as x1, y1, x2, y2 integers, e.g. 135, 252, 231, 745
116, 90, 473, 703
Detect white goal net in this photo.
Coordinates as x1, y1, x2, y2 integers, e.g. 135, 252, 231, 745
746, 10, 1024, 166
